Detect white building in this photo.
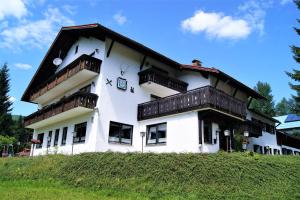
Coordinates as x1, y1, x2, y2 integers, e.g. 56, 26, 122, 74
22, 24, 300, 156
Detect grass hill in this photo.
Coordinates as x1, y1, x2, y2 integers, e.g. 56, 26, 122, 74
0, 152, 299, 199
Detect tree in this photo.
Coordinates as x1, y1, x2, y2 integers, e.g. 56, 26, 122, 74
0, 63, 13, 136
286, 0, 300, 114
275, 97, 295, 116
250, 81, 276, 117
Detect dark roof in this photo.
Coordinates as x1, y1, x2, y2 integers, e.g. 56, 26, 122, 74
22, 23, 265, 102
248, 108, 279, 123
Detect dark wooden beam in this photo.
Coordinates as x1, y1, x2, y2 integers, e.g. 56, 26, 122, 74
247, 97, 253, 108
214, 78, 220, 88
232, 88, 238, 97
140, 56, 147, 71
106, 40, 115, 58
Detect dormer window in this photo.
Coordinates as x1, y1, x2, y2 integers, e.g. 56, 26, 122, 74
75, 45, 79, 54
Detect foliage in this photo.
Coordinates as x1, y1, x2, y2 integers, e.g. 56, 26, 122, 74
0, 135, 16, 145
250, 81, 276, 117
0, 153, 299, 199
275, 97, 295, 116
286, 0, 300, 114
0, 63, 13, 136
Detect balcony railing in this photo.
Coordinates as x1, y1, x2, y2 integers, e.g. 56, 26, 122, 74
138, 68, 188, 93
24, 92, 98, 127
30, 54, 101, 102
138, 86, 247, 121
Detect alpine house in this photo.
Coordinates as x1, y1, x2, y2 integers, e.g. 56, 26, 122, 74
22, 23, 300, 156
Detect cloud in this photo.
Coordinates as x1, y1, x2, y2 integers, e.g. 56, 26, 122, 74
0, 0, 27, 20
14, 63, 32, 70
63, 5, 77, 15
181, 10, 251, 40
280, 0, 292, 5
238, 0, 273, 36
113, 12, 127, 25
9, 96, 16, 103
0, 7, 74, 50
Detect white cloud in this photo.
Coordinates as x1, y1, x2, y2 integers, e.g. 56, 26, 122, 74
63, 5, 77, 15
0, 0, 27, 20
14, 63, 32, 70
181, 10, 251, 40
0, 7, 74, 50
9, 96, 16, 103
113, 12, 127, 25
238, 0, 273, 36
280, 0, 292, 5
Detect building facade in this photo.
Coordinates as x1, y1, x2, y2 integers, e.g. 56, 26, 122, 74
22, 24, 300, 156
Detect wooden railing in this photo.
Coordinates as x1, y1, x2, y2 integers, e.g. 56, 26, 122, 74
137, 86, 247, 121
138, 68, 188, 93
30, 54, 102, 101
24, 92, 98, 127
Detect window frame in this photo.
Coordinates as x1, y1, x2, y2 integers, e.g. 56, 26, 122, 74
203, 121, 213, 144
61, 127, 68, 146
108, 121, 133, 145
47, 131, 52, 147
36, 133, 44, 149
73, 122, 87, 144
54, 129, 60, 146
146, 122, 167, 145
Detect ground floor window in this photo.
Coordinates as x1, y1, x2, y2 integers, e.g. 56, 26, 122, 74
47, 131, 52, 147
147, 123, 167, 145
203, 121, 213, 144
36, 133, 44, 148
54, 129, 59, 146
73, 122, 87, 144
108, 121, 133, 144
61, 127, 68, 145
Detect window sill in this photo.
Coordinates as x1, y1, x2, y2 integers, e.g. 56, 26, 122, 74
108, 141, 132, 146
146, 143, 166, 147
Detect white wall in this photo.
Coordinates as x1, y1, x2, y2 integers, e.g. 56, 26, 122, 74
177, 71, 210, 90
247, 131, 281, 154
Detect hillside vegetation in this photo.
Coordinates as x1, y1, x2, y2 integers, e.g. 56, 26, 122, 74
0, 152, 299, 199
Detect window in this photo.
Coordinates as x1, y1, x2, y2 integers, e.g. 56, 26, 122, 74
204, 121, 212, 144
73, 122, 87, 144
36, 133, 44, 148
54, 129, 59, 146
108, 121, 133, 144
147, 123, 167, 145
75, 45, 79, 54
47, 131, 52, 147
61, 127, 68, 145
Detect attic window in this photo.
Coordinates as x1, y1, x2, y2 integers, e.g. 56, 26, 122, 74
75, 45, 79, 54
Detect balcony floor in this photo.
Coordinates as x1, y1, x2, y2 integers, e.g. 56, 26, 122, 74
26, 106, 94, 129
33, 69, 98, 105
140, 81, 180, 97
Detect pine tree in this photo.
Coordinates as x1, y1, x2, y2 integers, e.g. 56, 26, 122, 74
250, 81, 276, 117
286, 0, 300, 114
275, 97, 294, 116
0, 63, 13, 136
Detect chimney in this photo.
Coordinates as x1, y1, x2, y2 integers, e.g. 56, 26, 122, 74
192, 59, 202, 66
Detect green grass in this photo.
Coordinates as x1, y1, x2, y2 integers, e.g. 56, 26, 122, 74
0, 152, 299, 199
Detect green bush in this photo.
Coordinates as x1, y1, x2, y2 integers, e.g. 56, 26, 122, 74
0, 152, 299, 199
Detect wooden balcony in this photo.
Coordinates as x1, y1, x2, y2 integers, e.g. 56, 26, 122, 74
30, 54, 101, 105
138, 86, 247, 121
138, 68, 188, 97
24, 92, 98, 129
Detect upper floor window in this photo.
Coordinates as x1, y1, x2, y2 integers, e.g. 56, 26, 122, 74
146, 123, 167, 145
61, 127, 68, 146
36, 133, 44, 149
54, 129, 59, 146
73, 122, 87, 144
108, 121, 133, 145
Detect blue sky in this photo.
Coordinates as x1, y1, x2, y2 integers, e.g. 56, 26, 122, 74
0, 0, 298, 116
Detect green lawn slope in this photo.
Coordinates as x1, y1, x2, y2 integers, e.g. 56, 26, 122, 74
0, 152, 299, 200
